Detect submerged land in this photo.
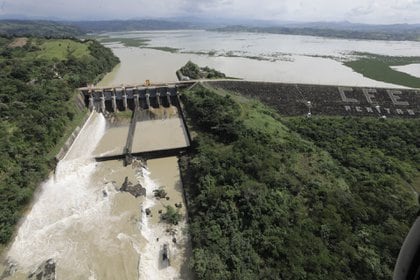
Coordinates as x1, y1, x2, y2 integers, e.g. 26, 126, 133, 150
344, 52, 420, 88
0, 20, 419, 280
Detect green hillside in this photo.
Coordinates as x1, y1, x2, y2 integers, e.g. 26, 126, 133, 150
0, 37, 119, 246
180, 85, 419, 279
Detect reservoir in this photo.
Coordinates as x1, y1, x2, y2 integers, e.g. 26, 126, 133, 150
98, 30, 420, 88
1, 30, 420, 279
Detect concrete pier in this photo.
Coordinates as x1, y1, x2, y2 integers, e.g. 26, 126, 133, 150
134, 95, 139, 110
100, 93, 105, 113
146, 93, 151, 109
156, 92, 161, 107
122, 91, 128, 110
112, 93, 117, 112
167, 92, 172, 106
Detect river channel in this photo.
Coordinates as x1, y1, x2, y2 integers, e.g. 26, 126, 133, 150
2, 29, 420, 280
1, 47, 192, 280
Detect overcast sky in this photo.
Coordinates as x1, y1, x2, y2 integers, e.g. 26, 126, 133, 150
1, 0, 420, 24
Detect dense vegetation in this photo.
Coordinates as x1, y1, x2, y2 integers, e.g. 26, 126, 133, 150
214, 25, 420, 42
180, 85, 419, 279
0, 20, 83, 38
345, 52, 420, 88
178, 61, 226, 80
0, 37, 119, 245
97, 36, 150, 47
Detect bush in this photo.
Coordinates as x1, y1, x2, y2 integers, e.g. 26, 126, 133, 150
161, 205, 182, 225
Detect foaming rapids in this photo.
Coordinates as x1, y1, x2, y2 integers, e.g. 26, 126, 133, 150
6, 112, 107, 274
137, 167, 178, 280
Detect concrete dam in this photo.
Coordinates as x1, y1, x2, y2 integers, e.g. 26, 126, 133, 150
80, 84, 193, 163
81, 80, 420, 119
79, 80, 420, 161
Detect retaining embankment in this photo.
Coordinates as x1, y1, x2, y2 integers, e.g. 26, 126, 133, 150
54, 93, 91, 162
207, 80, 420, 118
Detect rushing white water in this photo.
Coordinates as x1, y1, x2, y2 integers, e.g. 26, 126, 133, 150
137, 167, 178, 280
6, 112, 107, 275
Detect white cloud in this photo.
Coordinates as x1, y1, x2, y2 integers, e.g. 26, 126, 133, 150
0, 0, 419, 23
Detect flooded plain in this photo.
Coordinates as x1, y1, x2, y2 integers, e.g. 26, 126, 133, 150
392, 63, 420, 79
98, 30, 420, 88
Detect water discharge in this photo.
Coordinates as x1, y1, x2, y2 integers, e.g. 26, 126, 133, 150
4, 112, 109, 278
2, 109, 190, 279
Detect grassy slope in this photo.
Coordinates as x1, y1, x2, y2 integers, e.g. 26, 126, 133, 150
33, 39, 90, 60
345, 53, 420, 88
180, 85, 419, 279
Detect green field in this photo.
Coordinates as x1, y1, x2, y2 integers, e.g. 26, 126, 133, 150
33, 39, 90, 60
345, 52, 420, 88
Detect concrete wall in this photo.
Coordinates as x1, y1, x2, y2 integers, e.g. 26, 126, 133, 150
54, 92, 91, 162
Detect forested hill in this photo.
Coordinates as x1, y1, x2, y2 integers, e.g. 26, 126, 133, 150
0, 37, 119, 245
180, 85, 419, 279
0, 20, 83, 37
213, 25, 420, 41
2, 19, 420, 41
0, 19, 196, 37
66, 20, 196, 33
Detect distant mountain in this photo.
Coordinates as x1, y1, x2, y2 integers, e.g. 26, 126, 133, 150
1, 19, 420, 42
213, 24, 420, 41
281, 21, 420, 32
66, 20, 198, 33
0, 20, 83, 37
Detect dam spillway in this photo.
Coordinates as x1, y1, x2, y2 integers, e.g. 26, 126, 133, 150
81, 85, 192, 163
81, 84, 186, 113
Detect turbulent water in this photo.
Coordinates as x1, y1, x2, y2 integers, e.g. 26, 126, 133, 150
4, 112, 108, 278
2, 109, 190, 279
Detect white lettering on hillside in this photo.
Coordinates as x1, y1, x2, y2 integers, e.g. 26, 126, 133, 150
343, 106, 416, 116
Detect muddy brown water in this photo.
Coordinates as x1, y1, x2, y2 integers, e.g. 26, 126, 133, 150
1, 110, 192, 279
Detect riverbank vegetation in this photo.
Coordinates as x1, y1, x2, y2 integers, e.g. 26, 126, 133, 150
180, 85, 419, 279
345, 52, 420, 88
0, 37, 119, 245
178, 61, 226, 80
98, 37, 150, 47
